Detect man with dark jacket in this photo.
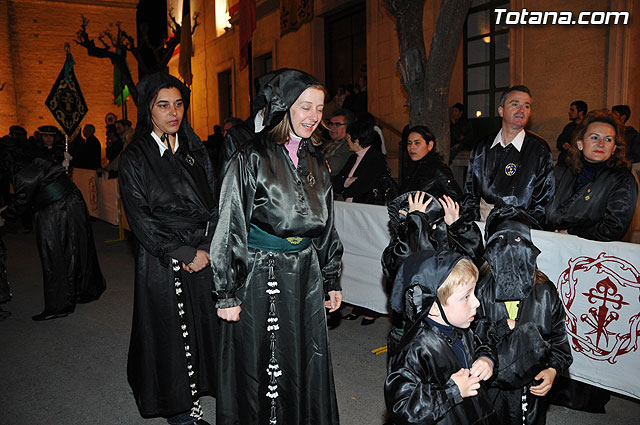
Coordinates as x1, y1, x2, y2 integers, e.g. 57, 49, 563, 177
462, 85, 555, 229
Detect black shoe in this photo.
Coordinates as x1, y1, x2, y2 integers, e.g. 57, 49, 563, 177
343, 312, 362, 320
32, 310, 72, 321
361, 317, 377, 326
195, 420, 211, 425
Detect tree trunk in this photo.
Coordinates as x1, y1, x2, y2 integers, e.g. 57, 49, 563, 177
385, 0, 428, 127
386, 0, 472, 163
424, 0, 472, 163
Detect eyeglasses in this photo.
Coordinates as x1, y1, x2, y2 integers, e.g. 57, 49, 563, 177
327, 121, 346, 127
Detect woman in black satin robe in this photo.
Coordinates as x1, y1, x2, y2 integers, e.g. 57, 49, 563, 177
119, 73, 219, 424
210, 69, 343, 425
400, 125, 463, 201
546, 109, 638, 241
0, 138, 105, 321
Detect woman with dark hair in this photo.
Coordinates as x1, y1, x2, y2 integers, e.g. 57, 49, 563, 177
211, 69, 343, 425
119, 73, 219, 425
546, 109, 638, 241
400, 125, 463, 201
332, 120, 390, 204
0, 136, 105, 321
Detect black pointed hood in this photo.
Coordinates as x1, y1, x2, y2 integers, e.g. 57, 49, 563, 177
484, 205, 541, 301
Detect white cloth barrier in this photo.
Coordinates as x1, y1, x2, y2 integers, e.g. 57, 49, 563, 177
334, 201, 640, 399
71, 169, 123, 227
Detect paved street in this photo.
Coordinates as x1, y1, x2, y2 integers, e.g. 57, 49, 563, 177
0, 219, 638, 424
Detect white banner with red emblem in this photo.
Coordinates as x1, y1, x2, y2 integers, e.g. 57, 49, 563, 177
333, 201, 640, 399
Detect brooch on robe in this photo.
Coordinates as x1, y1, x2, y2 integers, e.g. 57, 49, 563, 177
185, 154, 195, 166
585, 188, 591, 201
306, 172, 316, 187
286, 236, 304, 244
505, 163, 517, 176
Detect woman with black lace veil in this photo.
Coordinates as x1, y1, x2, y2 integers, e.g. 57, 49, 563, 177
210, 69, 343, 425
119, 73, 219, 425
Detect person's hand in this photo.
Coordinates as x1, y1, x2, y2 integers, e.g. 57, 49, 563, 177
182, 250, 210, 273
438, 195, 460, 225
450, 368, 481, 398
470, 357, 493, 381
344, 176, 358, 187
64, 151, 73, 161
507, 318, 516, 330
399, 191, 433, 217
554, 229, 569, 235
530, 367, 557, 396
325, 290, 343, 312
217, 306, 241, 322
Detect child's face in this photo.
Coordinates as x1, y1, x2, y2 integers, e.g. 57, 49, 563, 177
440, 278, 480, 329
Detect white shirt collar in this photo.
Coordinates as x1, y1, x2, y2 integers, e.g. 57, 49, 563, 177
254, 112, 265, 133
490, 128, 525, 152
151, 131, 179, 156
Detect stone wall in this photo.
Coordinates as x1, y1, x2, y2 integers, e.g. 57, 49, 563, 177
0, 0, 137, 159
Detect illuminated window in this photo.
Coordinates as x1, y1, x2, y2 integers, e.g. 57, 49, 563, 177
215, 0, 232, 37
464, 0, 509, 119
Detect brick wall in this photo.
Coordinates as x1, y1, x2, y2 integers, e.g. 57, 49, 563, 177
0, 0, 137, 162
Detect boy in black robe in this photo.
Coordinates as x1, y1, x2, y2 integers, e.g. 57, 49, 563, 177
385, 250, 497, 425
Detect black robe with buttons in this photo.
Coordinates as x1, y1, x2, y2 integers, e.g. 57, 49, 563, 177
545, 165, 638, 241
119, 131, 219, 418
210, 132, 343, 425
462, 131, 555, 229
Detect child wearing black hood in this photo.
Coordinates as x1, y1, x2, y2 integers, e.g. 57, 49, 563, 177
385, 250, 497, 425
473, 206, 573, 425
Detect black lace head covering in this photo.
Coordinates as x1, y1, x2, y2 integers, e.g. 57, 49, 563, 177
484, 205, 541, 301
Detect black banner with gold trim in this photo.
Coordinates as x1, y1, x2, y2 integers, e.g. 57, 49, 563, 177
45, 53, 88, 138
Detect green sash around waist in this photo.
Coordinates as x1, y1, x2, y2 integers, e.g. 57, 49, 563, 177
247, 223, 311, 253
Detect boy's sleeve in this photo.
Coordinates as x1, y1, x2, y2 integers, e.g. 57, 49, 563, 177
384, 331, 463, 425
545, 284, 573, 373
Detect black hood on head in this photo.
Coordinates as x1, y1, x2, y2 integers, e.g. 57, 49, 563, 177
260, 69, 322, 128
391, 250, 464, 322
484, 205, 540, 301
134, 72, 191, 137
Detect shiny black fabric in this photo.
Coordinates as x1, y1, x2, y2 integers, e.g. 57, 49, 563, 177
545, 165, 638, 241
390, 250, 463, 317
332, 147, 388, 203
383, 192, 484, 290
1, 157, 105, 314
259, 69, 322, 127
400, 152, 463, 202
385, 313, 497, 425
484, 207, 541, 302
462, 131, 555, 229
119, 72, 219, 418
210, 131, 343, 425
473, 269, 573, 425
